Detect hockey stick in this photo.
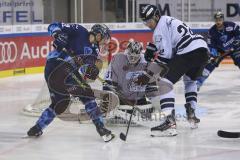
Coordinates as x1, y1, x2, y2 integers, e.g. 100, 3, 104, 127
119, 106, 136, 141
98, 76, 157, 141
213, 50, 240, 66
217, 130, 240, 138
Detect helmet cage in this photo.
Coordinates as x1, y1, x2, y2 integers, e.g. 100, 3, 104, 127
126, 41, 143, 64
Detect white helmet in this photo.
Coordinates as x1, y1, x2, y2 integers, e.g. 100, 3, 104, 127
125, 41, 143, 64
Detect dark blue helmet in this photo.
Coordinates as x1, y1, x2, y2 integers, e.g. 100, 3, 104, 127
90, 24, 111, 41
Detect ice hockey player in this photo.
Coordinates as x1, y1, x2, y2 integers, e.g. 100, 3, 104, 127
196, 11, 240, 90
103, 41, 157, 116
136, 4, 209, 136
27, 22, 115, 142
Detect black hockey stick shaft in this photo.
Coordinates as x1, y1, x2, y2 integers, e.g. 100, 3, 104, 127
98, 76, 151, 140
214, 50, 240, 66
217, 130, 240, 138
119, 107, 135, 141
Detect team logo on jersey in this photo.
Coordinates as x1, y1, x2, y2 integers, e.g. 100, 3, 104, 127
220, 35, 228, 43
126, 71, 146, 92
226, 26, 233, 32
84, 47, 93, 55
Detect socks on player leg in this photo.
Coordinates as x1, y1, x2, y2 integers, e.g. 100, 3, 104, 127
36, 107, 56, 130
84, 100, 104, 126
196, 62, 216, 90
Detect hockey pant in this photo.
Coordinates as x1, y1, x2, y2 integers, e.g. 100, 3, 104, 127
36, 58, 103, 130
157, 47, 209, 114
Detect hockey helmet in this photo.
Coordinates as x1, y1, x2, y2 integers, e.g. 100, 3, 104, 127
140, 4, 160, 22
90, 24, 111, 44
214, 11, 224, 20
126, 41, 143, 64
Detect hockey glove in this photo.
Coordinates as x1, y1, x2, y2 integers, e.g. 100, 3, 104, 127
233, 39, 240, 51
72, 56, 84, 67
144, 42, 158, 62
134, 73, 150, 86
52, 31, 68, 52
209, 47, 219, 57
80, 64, 100, 80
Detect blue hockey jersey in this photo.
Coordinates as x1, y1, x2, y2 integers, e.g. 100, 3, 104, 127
47, 22, 100, 64
207, 21, 240, 55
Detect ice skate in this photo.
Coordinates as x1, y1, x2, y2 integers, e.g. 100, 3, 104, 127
27, 124, 43, 137
185, 103, 200, 129
96, 125, 115, 142
151, 110, 177, 137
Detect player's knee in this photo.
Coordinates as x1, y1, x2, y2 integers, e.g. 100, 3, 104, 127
85, 100, 101, 120
183, 76, 197, 92
50, 99, 71, 115
157, 78, 174, 95
85, 100, 97, 111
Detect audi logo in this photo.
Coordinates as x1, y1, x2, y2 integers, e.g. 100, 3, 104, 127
0, 42, 18, 64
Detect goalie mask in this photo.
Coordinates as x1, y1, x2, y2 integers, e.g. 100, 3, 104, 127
125, 41, 143, 64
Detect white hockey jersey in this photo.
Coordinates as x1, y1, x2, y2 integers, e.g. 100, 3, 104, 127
153, 16, 208, 62
104, 53, 148, 101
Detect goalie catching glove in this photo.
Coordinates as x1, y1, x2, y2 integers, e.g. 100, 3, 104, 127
144, 42, 158, 62
133, 71, 152, 86
134, 63, 169, 85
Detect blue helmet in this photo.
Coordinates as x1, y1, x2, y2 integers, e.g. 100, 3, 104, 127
90, 24, 111, 41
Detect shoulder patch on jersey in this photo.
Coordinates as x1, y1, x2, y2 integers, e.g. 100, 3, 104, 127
226, 26, 234, 32
220, 35, 228, 42
166, 17, 174, 25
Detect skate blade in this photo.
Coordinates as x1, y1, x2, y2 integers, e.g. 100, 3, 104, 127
102, 133, 115, 142
21, 135, 41, 139
151, 128, 178, 137
188, 120, 199, 129
21, 135, 30, 139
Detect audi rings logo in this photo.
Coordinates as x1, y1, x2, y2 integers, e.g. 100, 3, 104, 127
0, 42, 18, 64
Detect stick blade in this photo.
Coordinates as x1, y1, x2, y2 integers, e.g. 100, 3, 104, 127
217, 130, 240, 138
119, 133, 126, 141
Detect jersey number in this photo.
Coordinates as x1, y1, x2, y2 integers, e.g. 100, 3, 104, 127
177, 23, 194, 37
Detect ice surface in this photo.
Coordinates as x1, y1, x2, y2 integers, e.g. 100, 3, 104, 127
0, 65, 239, 160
